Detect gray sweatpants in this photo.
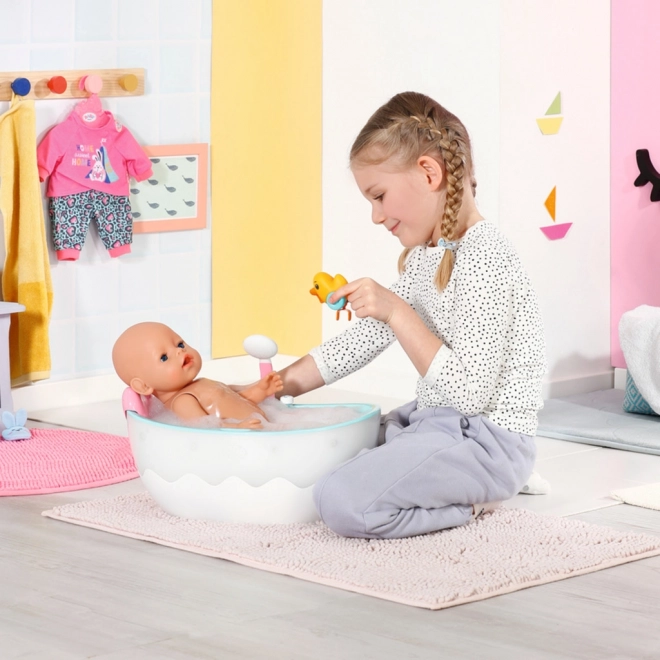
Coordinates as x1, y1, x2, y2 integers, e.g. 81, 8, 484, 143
313, 401, 536, 539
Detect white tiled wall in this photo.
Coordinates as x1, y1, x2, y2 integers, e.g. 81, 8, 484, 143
0, 0, 213, 381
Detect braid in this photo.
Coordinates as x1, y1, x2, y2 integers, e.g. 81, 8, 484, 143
435, 125, 467, 289
351, 92, 476, 290
409, 117, 467, 289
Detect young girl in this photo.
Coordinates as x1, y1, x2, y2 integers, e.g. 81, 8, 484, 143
277, 91, 547, 539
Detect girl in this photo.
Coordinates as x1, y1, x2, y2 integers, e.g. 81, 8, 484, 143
278, 91, 547, 539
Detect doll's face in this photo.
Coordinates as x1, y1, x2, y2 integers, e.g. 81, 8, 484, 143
113, 322, 201, 396
137, 325, 201, 393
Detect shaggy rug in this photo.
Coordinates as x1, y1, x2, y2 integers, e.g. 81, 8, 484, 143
0, 428, 138, 496
42, 492, 660, 610
611, 482, 660, 511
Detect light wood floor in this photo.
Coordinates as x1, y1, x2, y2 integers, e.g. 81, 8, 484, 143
2, 393, 660, 659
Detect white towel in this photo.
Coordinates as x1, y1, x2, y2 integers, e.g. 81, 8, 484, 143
619, 305, 660, 414
611, 482, 660, 511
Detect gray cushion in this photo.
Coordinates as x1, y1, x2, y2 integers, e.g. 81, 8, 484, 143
623, 372, 658, 416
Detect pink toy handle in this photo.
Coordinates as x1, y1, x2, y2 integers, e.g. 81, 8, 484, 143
259, 359, 273, 379
122, 387, 149, 418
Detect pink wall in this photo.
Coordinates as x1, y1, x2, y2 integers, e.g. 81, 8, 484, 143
611, 0, 660, 367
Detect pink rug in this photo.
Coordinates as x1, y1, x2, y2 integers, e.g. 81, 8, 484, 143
43, 492, 660, 609
1, 428, 138, 496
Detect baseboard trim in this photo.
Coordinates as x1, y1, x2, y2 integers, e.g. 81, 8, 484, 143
12, 355, 299, 414
12, 373, 126, 413
541, 371, 614, 399
614, 367, 627, 390
11, 360, 619, 413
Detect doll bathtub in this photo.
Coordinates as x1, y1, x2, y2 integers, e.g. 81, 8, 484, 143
124, 395, 381, 524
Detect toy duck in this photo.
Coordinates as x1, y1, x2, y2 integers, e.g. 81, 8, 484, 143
310, 272, 352, 321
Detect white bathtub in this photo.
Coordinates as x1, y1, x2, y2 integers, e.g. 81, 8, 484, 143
124, 398, 381, 524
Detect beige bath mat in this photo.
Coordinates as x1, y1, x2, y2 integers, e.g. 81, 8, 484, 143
43, 493, 660, 610
611, 482, 660, 511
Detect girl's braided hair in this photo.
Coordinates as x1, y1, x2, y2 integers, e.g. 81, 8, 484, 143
349, 92, 476, 290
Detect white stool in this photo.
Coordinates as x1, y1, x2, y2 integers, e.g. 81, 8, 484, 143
0, 302, 25, 414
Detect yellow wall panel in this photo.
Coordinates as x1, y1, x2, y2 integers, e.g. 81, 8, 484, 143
211, 0, 322, 357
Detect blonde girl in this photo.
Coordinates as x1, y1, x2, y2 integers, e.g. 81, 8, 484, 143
277, 91, 546, 539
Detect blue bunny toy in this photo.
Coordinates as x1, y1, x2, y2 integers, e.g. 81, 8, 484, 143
1, 409, 31, 441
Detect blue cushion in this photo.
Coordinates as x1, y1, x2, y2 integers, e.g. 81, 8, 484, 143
623, 373, 658, 415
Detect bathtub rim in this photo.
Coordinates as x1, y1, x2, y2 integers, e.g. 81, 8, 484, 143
126, 402, 381, 436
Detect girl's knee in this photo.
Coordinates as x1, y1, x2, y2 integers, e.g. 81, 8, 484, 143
313, 469, 367, 538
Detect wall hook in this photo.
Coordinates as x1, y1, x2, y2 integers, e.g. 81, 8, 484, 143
119, 73, 138, 92
10, 77, 31, 96
634, 149, 660, 202
79, 74, 103, 95
47, 75, 67, 94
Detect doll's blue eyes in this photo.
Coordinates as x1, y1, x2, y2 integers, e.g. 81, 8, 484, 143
160, 343, 185, 362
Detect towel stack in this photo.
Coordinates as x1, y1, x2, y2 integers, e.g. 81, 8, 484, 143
619, 305, 660, 414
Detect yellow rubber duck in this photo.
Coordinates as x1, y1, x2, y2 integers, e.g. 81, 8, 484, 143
310, 272, 352, 321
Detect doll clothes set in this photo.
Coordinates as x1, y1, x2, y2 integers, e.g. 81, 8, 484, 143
37, 109, 152, 261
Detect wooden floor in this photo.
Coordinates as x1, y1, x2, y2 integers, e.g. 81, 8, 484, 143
2, 397, 660, 659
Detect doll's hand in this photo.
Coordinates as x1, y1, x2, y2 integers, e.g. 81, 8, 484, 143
261, 371, 283, 396
329, 278, 405, 324
235, 418, 262, 429
238, 372, 283, 405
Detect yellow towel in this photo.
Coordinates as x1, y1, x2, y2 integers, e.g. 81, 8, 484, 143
0, 94, 53, 385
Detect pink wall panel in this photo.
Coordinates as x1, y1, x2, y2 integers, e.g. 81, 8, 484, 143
611, 0, 660, 367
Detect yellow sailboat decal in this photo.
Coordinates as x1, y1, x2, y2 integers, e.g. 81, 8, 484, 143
536, 92, 563, 135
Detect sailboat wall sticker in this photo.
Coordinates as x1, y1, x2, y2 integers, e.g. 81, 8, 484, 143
536, 92, 563, 135
540, 186, 572, 240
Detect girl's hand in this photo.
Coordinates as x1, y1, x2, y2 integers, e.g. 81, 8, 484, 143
329, 278, 405, 324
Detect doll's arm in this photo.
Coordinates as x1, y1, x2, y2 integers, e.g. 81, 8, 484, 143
169, 393, 208, 420
239, 372, 283, 404
171, 394, 261, 428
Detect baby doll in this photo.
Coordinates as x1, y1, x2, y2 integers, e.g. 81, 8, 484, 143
112, 322, 282, 428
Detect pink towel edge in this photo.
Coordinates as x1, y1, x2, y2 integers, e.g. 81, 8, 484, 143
1, 471, 139, 497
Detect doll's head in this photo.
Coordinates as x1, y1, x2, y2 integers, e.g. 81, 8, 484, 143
112, 322, 202, 398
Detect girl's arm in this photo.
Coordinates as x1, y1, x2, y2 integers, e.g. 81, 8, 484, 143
330, 277, 442, 379
230, 355, 325, 399
386, 301, 443, 378
277, 354, 325, 398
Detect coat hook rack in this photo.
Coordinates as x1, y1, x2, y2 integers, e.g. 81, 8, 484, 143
0, 68, 145, 101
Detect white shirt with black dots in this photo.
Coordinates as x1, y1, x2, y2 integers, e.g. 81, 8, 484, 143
309, 221, 547, 436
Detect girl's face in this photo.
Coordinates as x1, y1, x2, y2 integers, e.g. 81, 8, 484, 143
352, 156, 445, 248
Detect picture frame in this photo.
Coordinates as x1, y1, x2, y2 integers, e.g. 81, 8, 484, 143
130, 143, 208, 233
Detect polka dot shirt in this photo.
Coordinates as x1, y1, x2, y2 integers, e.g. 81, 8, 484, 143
310, 221, 547, 436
